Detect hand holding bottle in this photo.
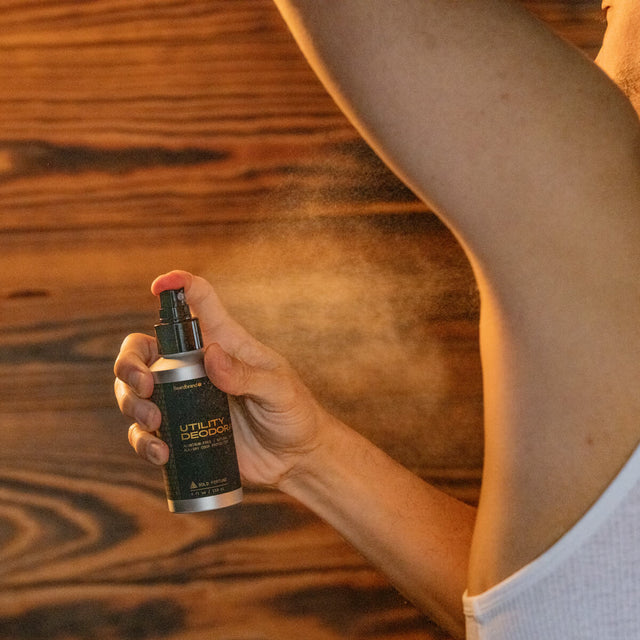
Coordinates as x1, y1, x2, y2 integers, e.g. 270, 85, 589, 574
114, 270, 475, 635
114, 270, 336, 490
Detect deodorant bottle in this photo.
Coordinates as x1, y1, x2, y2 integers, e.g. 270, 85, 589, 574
150, 288, 243, 513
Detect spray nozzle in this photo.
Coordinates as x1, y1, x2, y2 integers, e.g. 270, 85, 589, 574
159, 288, 191, 323
154, 287, 203, 355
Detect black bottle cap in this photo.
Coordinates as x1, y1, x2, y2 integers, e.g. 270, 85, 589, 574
154, 288, 203, 355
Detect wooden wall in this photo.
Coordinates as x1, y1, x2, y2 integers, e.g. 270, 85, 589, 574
0, 2, 605, 639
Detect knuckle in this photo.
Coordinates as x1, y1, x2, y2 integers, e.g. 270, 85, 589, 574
116, 384, 142, 422
115, 333, 157, 376
237, 360, 255, 392
113, 354, 135, 382
128, 424, 138, 448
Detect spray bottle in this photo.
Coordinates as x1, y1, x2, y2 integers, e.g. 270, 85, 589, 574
150, 288, 243, 513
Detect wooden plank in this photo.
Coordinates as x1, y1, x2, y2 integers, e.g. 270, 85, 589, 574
1, 214, 483, 475
0, 0, 405, 235
0, 0, 604, 232
521, 0, 606, 57
0, 582, 447, 640
0, 453, 451, 640
0, 139, 421, 231
0, 440, 471, 639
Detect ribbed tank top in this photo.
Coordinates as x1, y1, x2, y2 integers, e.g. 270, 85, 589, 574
464, 441, 640, 639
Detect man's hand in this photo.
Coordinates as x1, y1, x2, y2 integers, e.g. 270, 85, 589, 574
114, 270, 331, 488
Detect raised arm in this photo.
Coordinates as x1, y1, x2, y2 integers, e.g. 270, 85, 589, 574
272, 1, 639, 263
115, 4, 640, 634
272, 0, 640, 594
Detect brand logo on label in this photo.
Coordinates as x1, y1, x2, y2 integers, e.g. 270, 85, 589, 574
172, 381, 203, 391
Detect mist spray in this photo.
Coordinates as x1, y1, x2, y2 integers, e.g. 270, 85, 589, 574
150, 288, 243, 513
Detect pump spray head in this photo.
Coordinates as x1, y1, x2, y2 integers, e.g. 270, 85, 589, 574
154, 288, 203, 355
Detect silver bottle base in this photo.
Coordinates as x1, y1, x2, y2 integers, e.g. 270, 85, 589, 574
168, 487, 243, 513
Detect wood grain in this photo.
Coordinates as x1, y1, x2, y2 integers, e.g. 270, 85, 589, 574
0, 1, 604, 638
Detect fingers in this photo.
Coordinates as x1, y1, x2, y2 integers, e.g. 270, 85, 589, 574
114, 377, 161, 428
118, 272, 293, 469
113, 333, 158, 398
128, 424, 169, 466
150, 270, 272, 367
114, 332, 163, 467
151, 270, 231, 339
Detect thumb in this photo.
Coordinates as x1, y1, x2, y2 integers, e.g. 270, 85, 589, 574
152, 270, 266, 365
204, 343, 292, 410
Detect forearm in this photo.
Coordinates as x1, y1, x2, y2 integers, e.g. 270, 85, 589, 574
279, 414, 476, 639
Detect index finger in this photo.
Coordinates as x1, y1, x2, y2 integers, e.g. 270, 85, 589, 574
151, 270, 274, 367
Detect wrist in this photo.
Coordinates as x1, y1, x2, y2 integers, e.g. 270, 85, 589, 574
277, 409, 350, 497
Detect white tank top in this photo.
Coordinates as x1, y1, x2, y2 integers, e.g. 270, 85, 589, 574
463, 441, 640, 639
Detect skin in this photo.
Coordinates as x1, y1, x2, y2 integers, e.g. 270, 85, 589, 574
596, 0, 640, 111
115, 2, 640, 637
116, 270, 476, 637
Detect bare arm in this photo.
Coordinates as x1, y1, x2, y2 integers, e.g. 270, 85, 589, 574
280, 416, 476, 639
272, 0, 640, 592
272, 1, 639, 262
115, 4, 640, 631
115, 271, 475, 638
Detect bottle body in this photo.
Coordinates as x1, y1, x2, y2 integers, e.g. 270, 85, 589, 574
150, 349, 243, 513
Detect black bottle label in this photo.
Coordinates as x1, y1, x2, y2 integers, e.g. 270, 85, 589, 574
152, 376, 241, 502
